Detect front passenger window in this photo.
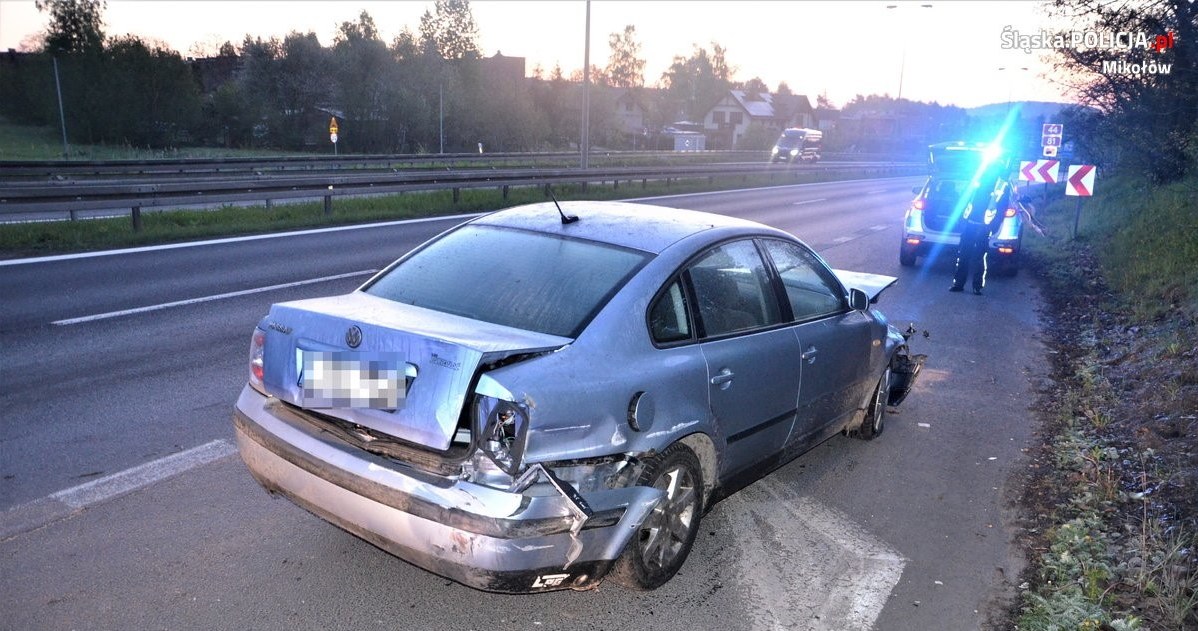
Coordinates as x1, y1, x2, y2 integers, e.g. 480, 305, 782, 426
761, 240, 845, 321
687, 240, 782, 338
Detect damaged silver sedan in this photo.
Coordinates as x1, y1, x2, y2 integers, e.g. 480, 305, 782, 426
232, 201, 923, 593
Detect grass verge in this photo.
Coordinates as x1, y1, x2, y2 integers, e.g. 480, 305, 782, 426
1013, 174, 1198, 630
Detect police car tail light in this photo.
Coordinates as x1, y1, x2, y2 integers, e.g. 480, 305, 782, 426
906, 237, 923, 246
248, 328, 266, 393
1004, 207, 1017, 218
997, 246, 1015, 254
912, 199, 926, 211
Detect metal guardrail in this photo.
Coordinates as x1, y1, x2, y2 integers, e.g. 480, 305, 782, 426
0, 150, 909, 179
0, 161, 923, 230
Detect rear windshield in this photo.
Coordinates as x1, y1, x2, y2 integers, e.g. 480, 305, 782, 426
364, 225, 650, 338
930, 148, 984, 174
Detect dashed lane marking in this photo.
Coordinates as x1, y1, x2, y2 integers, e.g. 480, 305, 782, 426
792, 198, 828, 205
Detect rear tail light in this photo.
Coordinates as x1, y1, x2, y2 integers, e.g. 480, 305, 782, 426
997, 246, 1015, 254
912, 199, 926, 210
1004, 207, 1017, 218
249, 328, 266, 393
475, 395, 530, 475
906, 237, 922, 246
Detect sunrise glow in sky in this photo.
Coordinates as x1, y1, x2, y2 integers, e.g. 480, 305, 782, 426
0, 0, 1075, 109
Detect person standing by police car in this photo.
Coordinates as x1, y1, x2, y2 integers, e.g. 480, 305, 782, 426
951, 168, 1012, 295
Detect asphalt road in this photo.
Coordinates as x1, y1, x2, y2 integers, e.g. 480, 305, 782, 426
0, 177, 1044, 630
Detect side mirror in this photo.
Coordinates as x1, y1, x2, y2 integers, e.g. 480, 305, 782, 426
911, 186, 922, 194
849, 288, 869, 311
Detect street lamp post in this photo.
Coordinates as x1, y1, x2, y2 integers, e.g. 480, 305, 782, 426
885, 4, 933, 102
997, 66, 1030, 115
580, 0, 591, 169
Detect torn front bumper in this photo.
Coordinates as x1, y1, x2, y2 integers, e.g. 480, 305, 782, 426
232, 385, 663, 593
887, 342, 927, 407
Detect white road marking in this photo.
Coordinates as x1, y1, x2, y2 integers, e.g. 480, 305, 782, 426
0, 213, 482, 267
833, 236, 854, 244
51, 269, 377, 325
51, 440, 237, 509
871, 224, 890, 231
722, 477, 906, 630
792, 198, 827, 205
3, 439, 238, 540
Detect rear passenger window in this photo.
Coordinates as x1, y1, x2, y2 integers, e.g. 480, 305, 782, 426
649, 279, 692, 344
687, 240, 782, 338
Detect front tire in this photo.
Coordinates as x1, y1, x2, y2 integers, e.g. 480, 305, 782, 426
609, 443, 703, 589
854, 367, 890, 440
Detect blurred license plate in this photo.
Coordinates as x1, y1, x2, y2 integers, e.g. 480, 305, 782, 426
300, 351, 405, 409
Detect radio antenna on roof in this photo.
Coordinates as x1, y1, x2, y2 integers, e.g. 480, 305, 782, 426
545, 186, 578, 224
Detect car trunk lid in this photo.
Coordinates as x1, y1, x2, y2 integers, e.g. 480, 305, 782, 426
259, 292, 570, 451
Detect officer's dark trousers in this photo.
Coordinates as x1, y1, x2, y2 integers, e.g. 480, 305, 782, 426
953, 223, 989, 290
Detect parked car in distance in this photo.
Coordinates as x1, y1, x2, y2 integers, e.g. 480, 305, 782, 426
770, 127, 822, 163
900, 141, 1023, 275
233, 201, 924, 593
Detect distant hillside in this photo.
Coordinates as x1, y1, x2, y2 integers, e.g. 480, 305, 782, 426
966, 101, 1079, 121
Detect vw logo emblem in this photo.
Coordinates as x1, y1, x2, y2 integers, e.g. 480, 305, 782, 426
345, 325, 363, 348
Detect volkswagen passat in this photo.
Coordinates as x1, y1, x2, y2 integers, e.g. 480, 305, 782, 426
233, 201, 923, 593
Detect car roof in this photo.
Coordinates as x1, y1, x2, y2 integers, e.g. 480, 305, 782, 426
470, 201, 776, 254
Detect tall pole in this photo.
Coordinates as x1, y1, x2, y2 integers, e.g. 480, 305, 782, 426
52, 56, 69, 159
580, 0, 591, 169
439, 82, 444, 154
885, 4, 932, 103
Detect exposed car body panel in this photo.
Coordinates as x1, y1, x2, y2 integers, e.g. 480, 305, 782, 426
261, 292, 569, 451
832, 269, 899, 302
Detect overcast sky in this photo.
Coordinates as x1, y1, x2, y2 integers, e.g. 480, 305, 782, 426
0, 0, 1076, 108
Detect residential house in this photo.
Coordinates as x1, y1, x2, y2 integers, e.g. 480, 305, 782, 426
613, 88, 650, 147
702, 90, 815, 149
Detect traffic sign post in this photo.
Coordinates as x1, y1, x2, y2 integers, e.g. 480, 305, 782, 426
1041, 123, 1062, 158
1066, 164, 1097, 239
329, 117, 339, 155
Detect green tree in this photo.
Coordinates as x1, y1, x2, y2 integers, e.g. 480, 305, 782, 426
419, 0, 480, 60
36, 0, 105, 54
605, 25, 645, 88
1047, 0, 1197, 181
738, 76, 769, 97
99, 35, 201, 146
332, 11, 400, 152
661, 43, 734, 121
390, 28, 421, 61
274, 31, 332, 148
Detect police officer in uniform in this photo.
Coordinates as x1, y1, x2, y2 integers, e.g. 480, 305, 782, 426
951, 167, 1011, 295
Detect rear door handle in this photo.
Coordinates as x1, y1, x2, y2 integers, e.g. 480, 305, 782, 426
801, 345, 818, 364
710, 368, 735, 389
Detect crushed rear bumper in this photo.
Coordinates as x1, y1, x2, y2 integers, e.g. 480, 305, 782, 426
232, 385, 663, 593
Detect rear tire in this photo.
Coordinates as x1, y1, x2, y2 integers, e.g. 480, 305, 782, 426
854, 367, 890, 440
609, 443, 703, 590
899, 247, 918, 267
